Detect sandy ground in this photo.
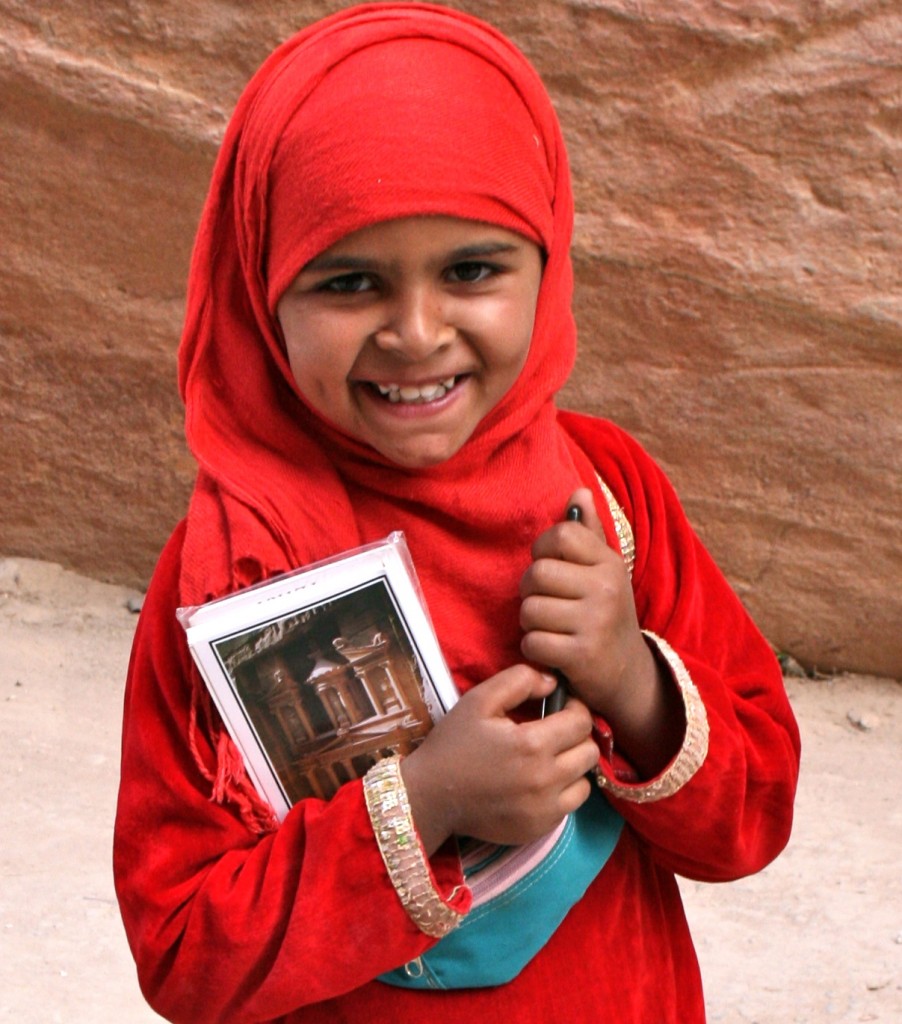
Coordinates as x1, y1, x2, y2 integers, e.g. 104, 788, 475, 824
0, 556, 899, 1024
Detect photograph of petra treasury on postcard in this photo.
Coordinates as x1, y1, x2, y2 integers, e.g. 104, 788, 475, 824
177, 532, 458, 819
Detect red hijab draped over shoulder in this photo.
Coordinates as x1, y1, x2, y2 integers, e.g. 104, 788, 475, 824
178, 4, 621, 806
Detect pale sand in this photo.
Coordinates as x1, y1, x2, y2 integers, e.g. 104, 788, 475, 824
1, 557, 899, 1022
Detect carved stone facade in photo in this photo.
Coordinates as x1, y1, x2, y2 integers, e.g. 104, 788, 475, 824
223, 610, 432, 803
0, 1, 899, 676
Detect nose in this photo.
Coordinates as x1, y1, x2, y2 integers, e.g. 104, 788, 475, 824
373, 284, 455, 359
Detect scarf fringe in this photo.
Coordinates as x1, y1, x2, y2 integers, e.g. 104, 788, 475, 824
189, 678, 279, 836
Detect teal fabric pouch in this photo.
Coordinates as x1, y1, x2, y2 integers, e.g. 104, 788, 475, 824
378, 787, 623, 990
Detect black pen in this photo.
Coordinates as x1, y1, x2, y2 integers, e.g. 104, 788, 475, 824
541, 503, 582, 718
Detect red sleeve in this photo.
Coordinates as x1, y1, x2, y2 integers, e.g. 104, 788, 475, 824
561, 412, 801, 883
113, 523, 468, 1023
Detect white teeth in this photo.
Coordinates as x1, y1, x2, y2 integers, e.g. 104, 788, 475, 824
374, 376, 459, 404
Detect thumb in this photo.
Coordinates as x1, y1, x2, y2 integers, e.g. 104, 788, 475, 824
565, 487, 605, 541
479, 665, 557, 716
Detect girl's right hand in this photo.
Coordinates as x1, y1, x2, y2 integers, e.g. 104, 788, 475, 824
400, 665, 600, 855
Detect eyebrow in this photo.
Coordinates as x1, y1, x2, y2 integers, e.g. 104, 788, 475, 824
447, 242, 520, 261
302, 241, 520, 274
301, 254, 379, 273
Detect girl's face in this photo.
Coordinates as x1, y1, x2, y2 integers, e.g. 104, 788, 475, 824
276, 216, 543, 469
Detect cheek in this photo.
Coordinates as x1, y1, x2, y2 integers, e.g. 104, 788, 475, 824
284, 345, 314, 402
282, 314, 356, 390
480, 292, 536, 363
507, 291, 539, 369
289, 356, 347, 409
282, 338, 338, 414
308, 376, 339, 409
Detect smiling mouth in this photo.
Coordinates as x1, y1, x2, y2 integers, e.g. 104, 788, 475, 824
370, 375, 461, 404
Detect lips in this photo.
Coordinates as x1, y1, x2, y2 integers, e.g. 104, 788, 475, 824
372, 375, 460, 404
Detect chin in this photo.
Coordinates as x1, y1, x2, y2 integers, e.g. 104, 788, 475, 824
379, 440, 466, 469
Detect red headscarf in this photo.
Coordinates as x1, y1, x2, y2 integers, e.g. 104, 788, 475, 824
178, 3, 621, 816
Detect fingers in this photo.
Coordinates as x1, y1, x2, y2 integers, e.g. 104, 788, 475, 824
420, 676, 598, 846
521, 626, 581, 672
468, 674, 595, 761
528, 488, 608, 568
559, 775, 594, 817
475, 663, 558, 716
520, 580, 591, 630
526, 711, 599, 812
523, 696, 597, 757
520, 484, 631, 661
554, 697, 596, 749
520, 556, 584, 601
530, 524, 603, 567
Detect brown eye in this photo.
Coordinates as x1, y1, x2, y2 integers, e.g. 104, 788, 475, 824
448, 261, 494, 284
317, 272, 374, 294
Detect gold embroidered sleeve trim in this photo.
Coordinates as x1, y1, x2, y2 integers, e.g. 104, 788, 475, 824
595, 473, 636, 579
363, 755, 465, 939
595, 631, 709, 803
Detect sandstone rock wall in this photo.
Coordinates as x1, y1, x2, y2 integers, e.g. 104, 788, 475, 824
1, 0, 899, 676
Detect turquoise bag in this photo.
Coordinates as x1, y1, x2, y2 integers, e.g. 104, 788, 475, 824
378, 787, 623, 990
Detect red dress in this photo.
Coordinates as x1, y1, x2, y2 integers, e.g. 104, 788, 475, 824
114, 6, 800, 1020
113, 416, 800, 1024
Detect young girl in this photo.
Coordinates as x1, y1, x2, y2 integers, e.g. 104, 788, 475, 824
114, 4, 801, 1022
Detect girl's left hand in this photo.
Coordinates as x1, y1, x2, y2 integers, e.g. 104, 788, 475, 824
519, 487, 644, 718
519, 487, 684, 776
